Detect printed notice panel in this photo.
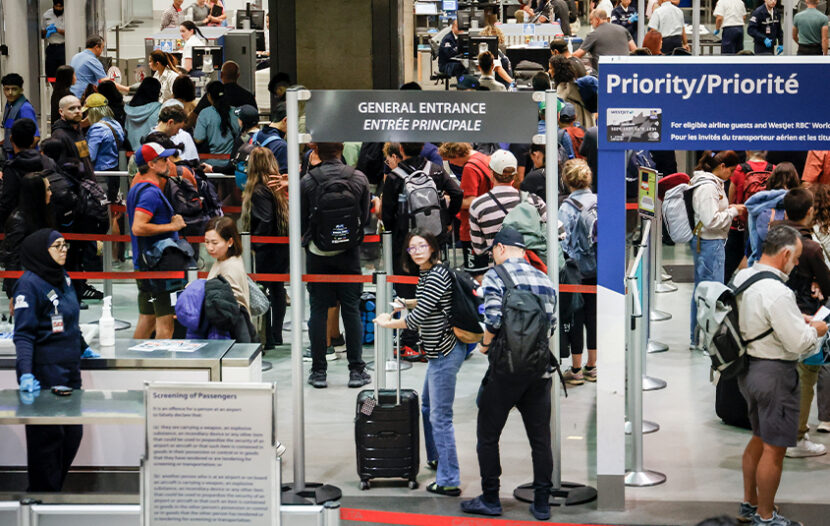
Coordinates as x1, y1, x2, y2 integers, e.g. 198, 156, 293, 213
638, 167, 657, 217
305, 90, 539, 143
145, 383, 276, 526
599, 57, 830, 151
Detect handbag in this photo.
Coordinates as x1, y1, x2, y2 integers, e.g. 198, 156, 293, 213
247, 277, 270, 318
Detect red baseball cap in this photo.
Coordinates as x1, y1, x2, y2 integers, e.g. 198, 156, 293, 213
134, 142, 176, 166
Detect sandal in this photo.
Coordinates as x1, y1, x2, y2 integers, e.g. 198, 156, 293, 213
426, 481, 461, 497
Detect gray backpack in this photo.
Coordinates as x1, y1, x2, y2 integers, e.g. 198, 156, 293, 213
394, 162, 444, 237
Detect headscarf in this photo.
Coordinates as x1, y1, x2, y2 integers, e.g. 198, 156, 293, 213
21, 229, 66, 288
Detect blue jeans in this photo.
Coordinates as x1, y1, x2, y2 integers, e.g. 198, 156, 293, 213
690, 236, 726, 343
422, 340, 466, 487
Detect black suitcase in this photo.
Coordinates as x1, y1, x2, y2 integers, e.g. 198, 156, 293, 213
355, 329, 420, 490
715, 375, 751, 430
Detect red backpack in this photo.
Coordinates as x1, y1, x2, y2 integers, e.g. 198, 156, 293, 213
566, 125, 586, 160
740, 162, 774, 201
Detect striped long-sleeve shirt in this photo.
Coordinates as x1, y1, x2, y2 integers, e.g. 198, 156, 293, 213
469, 186, 547, 255
404, 264, 457, 358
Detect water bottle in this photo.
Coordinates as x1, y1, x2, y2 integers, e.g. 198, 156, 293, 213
99, 296, 115, 347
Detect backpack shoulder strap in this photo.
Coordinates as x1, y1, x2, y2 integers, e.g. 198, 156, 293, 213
740, 162, 751, 174
493, 263, 516, 290
256, 133, 279, 148
99, 121, 122, 150
731, 270, 782, 296
765, 162, 774, 172
563, 196, 582, 212
488, 191, 509, 215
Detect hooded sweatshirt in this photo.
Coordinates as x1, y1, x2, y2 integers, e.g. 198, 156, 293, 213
689, 170, 737, 240
745, 188, 788, 265
51, 118, 95, 179
124, 101, 162, 151
87, 117, 125, 171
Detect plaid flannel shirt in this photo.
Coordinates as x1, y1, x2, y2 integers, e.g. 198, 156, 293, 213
481, 257, 557, 333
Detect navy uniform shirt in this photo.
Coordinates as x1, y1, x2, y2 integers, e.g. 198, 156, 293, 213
438, 30, 459, 70
13, 271, 82, 388
747, 4, 782, 53
611, 4, 639, 40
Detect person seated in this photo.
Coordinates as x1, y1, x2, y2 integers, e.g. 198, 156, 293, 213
438, 19, 466, 78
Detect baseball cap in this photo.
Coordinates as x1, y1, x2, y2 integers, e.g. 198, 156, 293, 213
559, 102, 576, 122
235, 104, 259, 129
82, 93, 108, 111
134, 142, 177, 166
489, 149, 518, 174
489, 227, 526, 251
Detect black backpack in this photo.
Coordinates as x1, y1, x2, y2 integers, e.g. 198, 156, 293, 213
488, 264, 552, 378
163, 168, 208, 236
42, 168, 79, 229
187, 163, 223, 219
446, 265, 484, 343
308, 166, 363, 252
77, 176, 110, 234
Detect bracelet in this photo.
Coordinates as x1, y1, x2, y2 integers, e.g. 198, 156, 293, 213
480, 343, 490, 348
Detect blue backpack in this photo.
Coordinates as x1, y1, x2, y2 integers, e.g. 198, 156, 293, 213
233, 131, 279, 189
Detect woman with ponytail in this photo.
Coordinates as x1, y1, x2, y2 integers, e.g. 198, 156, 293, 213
689, 150, 745, 348
149, 49, 180, 102
179, 21, 207, 73
194, 80, 240, 167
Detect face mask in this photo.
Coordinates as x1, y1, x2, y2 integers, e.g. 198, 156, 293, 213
54, 8, 63, 15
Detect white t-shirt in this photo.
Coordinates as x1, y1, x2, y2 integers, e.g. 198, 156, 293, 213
42, 8, 66, 45
595, 0, 614, 17
713, 0, 747, 27
154, 67, 180, 102
182, 33, 206, 62
648, 1, 685, 36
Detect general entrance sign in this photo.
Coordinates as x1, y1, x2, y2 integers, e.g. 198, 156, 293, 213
305, 90, 539, 143
599, 56, 830, 151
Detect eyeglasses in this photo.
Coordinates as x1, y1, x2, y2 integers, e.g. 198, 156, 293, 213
49, 242, 70, 251
407, 244, 430, 254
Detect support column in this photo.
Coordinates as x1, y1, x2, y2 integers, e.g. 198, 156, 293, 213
0, 0, 36, 109
65, 0, 88, 61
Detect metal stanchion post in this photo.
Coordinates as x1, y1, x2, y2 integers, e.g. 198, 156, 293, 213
281, 88, 341, 505
374, 272, 388, 390
624, 226, 666, 487
654, 197, 677, 293
514, 89, 597, 506
380, 233, 411, 373
648, 214, 671, 324
244, 231, 272, 372
625, 278, 667, 487
641, 230, 667, 390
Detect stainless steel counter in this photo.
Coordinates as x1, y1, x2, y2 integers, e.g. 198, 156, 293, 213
0, 389, 143, 425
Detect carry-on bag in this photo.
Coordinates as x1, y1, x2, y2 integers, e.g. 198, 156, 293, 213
355, 328, 420, 490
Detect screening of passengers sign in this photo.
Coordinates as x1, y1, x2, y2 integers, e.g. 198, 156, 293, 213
305, 90, 539, 143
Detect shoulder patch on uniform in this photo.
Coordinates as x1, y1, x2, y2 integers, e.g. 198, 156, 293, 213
66, 276, 72, 287
14, 295, 29, 310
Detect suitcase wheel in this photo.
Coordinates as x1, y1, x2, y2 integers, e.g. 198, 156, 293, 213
359, 480, 370, 491
408, 480, 418, 490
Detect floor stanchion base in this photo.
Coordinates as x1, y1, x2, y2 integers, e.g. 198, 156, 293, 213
365, 360, 413, 372
625, 469, 666, 487
513, 481, 598, 506
262, 360, 273, 372
625, 419, 660, 434
647, 340, 669, 353
661, 272, 672, 281
650, 309, 672, 322
88, 319, 132, 331
642, 375, 667, 391
281, 482, 342, 505
654, 282, 677, 293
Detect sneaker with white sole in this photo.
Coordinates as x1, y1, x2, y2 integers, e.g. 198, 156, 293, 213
302, 346, 338, 362
562, 368, 584, 385
785, 434, 827, 458
584, 367, 597, 382
738, 503, 780, 524
817, 421, 830, 433
751, 511, 802, 526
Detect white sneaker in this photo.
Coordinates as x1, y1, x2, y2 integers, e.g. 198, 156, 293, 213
817, 421, 830, 433
785, 434, 827, 458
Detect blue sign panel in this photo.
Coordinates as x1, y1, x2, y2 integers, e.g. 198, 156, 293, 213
598, 57, 830, 151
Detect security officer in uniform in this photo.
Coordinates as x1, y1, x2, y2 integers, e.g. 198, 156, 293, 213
15, 229, 98, 492
748, 0, 783, 55
438, 19, 466, 78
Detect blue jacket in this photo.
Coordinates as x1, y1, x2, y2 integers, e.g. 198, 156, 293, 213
746, 189, 788, 265
438, 31, 459, 71
175, 279, 230, 340
13, 271, 82, 388
2, 97, 40, 158
87, 117, 125, 171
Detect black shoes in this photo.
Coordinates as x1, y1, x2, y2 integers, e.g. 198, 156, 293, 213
348, 369, 371, 388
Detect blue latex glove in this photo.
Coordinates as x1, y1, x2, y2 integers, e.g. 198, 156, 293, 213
713, 28, 720, 36
81, 347, 100, 359
629, 12, 638, 22
45, 24, 57, 38
19, 374, 41, 393
19, 391, 36, 405
764, 37, 773, 48
776, 44, 784, 54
